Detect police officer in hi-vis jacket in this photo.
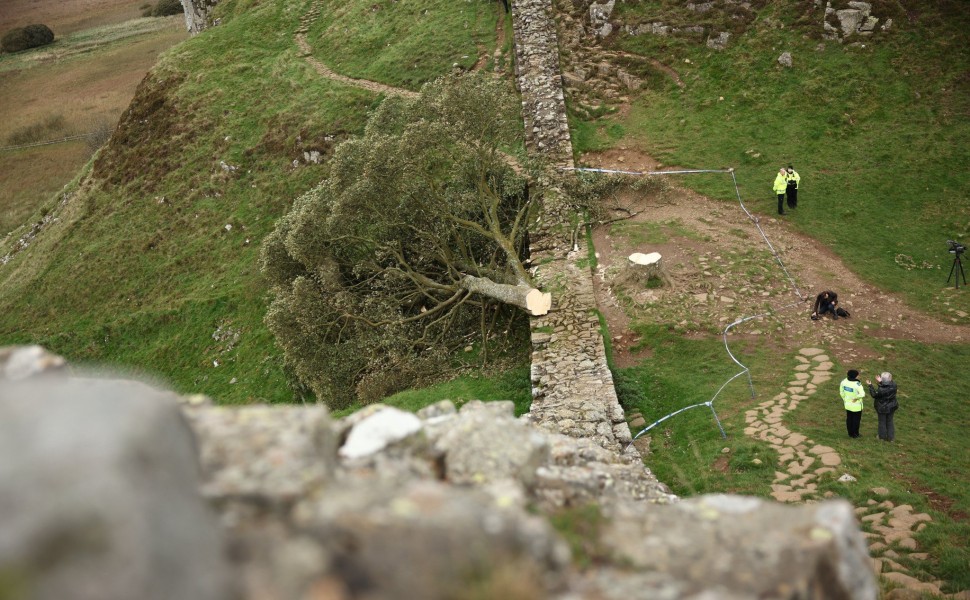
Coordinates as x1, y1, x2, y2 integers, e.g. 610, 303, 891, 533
840, 369, 865, 438
773, 167, 788, 215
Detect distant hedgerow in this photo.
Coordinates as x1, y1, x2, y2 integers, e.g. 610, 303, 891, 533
142, 0, 183, 17
1, 24, 54, 53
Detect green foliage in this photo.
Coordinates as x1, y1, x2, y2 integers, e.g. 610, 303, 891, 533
0, 0, 505, 405
261, 73, 535, 408
151, 0, 185, 17
1, 24, 54, 53
331, 365, 532, 418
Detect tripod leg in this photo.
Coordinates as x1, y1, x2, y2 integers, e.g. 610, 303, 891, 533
949, 258, 958, 284
960, 257, 967, 287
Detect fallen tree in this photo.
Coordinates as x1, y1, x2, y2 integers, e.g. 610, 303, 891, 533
261, 74, 546, 407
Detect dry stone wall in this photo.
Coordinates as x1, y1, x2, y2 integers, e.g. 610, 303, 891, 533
511, 0, 574, 166
511, 0, 640, 465
0, 352, 879, 599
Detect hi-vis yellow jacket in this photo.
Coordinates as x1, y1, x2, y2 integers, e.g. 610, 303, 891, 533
786, 170, 801, 189
773, 173, 788, 194
840, 378, 865, 412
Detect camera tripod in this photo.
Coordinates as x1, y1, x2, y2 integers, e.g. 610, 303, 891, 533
948, 250, 966, 289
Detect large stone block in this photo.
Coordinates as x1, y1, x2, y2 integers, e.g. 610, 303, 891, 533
300, 479, 571, 599
600, 495, 878, 599
183, 404, 337, 502
0, 377, 234, 600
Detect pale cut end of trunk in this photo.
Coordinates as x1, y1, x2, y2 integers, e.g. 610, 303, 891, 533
629, 252, 662, 266
526, 289, 552, 316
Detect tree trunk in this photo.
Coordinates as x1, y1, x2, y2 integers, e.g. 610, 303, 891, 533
616, 252, 668, 287
460, 275, 551, 316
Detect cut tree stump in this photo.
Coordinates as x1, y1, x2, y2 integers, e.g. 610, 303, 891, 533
616, 252, 668, 287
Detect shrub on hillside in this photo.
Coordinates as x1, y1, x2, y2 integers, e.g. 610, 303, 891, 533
1, 24, 54, 53
152, 0, 184, 17
6, 114, 66, 146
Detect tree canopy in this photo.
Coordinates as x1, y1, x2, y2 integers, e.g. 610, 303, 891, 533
261, 74, 543, 407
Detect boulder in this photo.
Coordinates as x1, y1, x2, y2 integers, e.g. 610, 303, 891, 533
707, 31, 731, 51
0, 345, 67, 380
431, 400, 549, 487
0, 377, 234, 600
837, 9, 865, 36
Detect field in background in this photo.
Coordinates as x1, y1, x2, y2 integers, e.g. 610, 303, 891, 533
0, 15, 187, 235
0, 0, 146, 35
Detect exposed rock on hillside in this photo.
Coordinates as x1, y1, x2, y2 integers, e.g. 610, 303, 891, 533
0, 348, 878, 599
179, 0, 220, 34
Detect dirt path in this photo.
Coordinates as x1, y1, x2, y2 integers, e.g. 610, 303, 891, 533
583, 148, 970, 598
584, 148, 970, 369
295, 4, 418, 99
297, 1, 502, 99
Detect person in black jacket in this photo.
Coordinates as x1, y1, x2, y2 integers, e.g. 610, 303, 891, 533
867, 372, 898, 441
812, 290, 839, 320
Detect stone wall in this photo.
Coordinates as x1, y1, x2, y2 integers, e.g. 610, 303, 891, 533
0, 353, 878, 599
510, 0, 639, 465
510, 0, 574, 166
179, 0, 220, 34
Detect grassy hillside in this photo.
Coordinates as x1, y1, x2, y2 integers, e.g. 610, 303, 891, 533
613, 326, 970, 591
0, 0, 506, 403
578, 0, 970, 321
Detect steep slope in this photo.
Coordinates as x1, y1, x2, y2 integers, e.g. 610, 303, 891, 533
0, 0, 504, 403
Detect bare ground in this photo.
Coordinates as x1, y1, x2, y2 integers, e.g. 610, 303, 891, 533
0, 0, 145, 35
582, 148, 970, 371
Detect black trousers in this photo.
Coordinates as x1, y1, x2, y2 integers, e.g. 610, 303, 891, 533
787, 186, 798, 209
878, 410, 896, 441
818, 302, 837, 319
777, 193, 785, 214
846, 410, 862, 438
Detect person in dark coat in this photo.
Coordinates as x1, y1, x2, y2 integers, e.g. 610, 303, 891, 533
867, 372, 898, 441
785, 165, 800, 210
812, 290, 839, 320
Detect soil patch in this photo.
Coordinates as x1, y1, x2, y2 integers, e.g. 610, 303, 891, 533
582, 148, 970, 370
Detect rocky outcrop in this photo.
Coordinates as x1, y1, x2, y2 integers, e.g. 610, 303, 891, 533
179, 0, 220, 34
819, 1, 891, 42
0, 362, 879, 599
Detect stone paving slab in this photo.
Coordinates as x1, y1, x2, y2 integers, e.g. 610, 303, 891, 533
739, 348, 960, 597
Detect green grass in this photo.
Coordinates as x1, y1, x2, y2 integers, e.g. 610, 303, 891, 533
613, 322, 970, 592
307, 0, 502, 90
0, 0, 505, 404
617, 325, 782, 497
583, 0, 970, 322
0, 16, 183, 73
